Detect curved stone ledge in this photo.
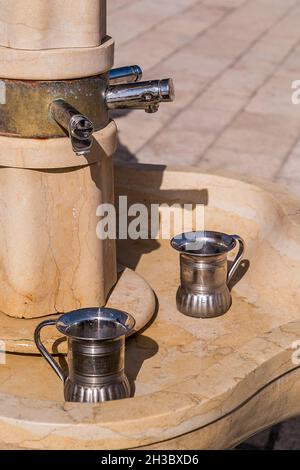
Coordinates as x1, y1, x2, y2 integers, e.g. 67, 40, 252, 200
0, 120, 117, 169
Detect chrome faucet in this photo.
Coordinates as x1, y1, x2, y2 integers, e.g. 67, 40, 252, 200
107, 65, 175, 113
108, 65, 143, 85
49, 99, 94, 156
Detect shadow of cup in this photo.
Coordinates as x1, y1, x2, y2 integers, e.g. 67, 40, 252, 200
125, 335, 159, 397
228, 259, 250, 291
52, 336, 68, 377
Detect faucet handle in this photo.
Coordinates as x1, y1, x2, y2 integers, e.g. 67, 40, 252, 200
108, 65, 143, 85
50, 99, 94, 155
106, 78, 175, 113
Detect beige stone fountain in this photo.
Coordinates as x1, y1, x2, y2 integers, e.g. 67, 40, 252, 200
1, 0, 300, 450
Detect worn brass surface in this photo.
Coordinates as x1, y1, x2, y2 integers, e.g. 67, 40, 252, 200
0, 75, 109, 138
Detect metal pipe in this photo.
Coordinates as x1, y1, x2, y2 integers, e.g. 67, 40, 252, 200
108, 65, 143, 85
49, 99, 94, 155
106, 78, 175, 113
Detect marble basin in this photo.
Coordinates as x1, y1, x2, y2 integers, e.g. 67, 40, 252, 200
0, 164, 300, 450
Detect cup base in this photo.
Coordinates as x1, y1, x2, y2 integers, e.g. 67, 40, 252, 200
176, 288, 232, 319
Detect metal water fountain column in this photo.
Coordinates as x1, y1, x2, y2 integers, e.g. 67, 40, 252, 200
0, 1, 298, 451
0, 0, 174, 323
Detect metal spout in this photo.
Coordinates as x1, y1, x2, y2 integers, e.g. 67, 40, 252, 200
49, 99, 94, 155
108, 65, 143, 85
106, 78, 175, 113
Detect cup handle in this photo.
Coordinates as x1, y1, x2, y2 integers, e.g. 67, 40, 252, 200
227, 235, 245, 285
34, 320, 66, 382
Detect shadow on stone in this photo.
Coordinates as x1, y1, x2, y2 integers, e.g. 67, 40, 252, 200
125, 334, 159, 397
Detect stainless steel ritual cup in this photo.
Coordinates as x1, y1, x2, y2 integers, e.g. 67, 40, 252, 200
34, 308, 135, 403
171, 231, 245, 318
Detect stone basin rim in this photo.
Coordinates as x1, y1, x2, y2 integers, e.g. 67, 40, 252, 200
0, 321, 300, 450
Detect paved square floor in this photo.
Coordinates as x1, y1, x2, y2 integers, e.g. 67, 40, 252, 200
109, 0, 300, 198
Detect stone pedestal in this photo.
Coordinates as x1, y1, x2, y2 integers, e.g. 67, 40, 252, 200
0, 0, 107, 50
0, 0, 117, 319
0, 126, 117, 319
0, 0, 113, 80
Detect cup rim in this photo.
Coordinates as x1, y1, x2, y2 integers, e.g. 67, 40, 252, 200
170, 230, 237, 257
56, 307, 136, 341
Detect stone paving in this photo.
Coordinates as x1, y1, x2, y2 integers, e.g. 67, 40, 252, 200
108, 0, 300, 449
109, 0, 300, 198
